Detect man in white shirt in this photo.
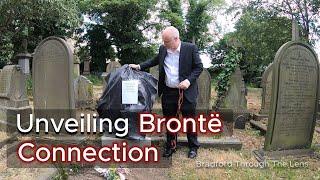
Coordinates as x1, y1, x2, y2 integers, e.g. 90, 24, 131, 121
130, 26, 203, 158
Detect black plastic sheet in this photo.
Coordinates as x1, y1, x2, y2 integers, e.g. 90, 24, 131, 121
97, 65, 158, 140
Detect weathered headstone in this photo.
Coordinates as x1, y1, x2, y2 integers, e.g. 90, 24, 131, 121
83, 57, 91, 75
260, 63, 273, 115
196, 69, 211, 113
221, 66, 249, 121
0, 65, 32, 131
73, 56, 80, 78
149, 65, 159, 80
74, 75, 93, 109
33, 36, 75, 119
102, 61, 122, 91
257, 21, 319, 159
106, 61, 121, 74
253, 63, 273, 121
15, 53, 32, 75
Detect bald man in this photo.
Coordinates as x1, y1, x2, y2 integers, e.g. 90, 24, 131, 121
130, 26, 203, 158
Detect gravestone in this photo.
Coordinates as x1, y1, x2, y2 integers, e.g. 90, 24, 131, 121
0, 65, 32, 131
150, 65, 159, 80
253, 63, 273, 121
73, 56, 80, 78
256, 21, 319, 159
221, 67, 249, 121
149, 65, 160, 105
83, 58, 91, 75
74, 75, 93, 109
66, 38, 80, 78
33, 36, 75, 120
15, 53, 32, 75
196, 69, 211, 114
102, 61, 122, 91
106, 61, 121, 74
260, 63, 273, 115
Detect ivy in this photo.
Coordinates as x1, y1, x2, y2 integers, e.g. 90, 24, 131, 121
214, 48, 242, 110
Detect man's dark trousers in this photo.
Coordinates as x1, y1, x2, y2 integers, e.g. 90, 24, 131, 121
161, 85, 200, 150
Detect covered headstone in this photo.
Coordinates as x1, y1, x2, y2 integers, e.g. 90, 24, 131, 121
97, 65, 157, 140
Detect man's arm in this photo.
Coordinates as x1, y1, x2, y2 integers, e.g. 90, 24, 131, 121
138, 46, 162, 70
186, 44, 203, 85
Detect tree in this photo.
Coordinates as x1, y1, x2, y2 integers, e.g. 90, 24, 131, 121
211, 7, 292, 84
160, 0, 223, 50
81, 0, 158, 66
0, 0, 81, 67
159, 0, 185, 37
248, 0, 320, 43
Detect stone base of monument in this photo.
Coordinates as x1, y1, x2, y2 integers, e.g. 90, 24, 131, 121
101, 136, 242, 150
0, 105, 32, 131
250, 120, 267, 134
177, 136, 242, 150
34, 136, 88, 145
253, 149, 314, 162
253, 113, 268, 121
101, 136, 152, 147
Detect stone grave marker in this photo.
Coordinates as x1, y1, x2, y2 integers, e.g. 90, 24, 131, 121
102, 61, 122, 91
33, 36, 75, 120
253, 63, 273, 121
149, 65, 160, 105
256, 21, 319, 159
83, 57, 91, 75
196, 68, 211, 114
0, 65, 32, 131
260, 63, 273, 115
221, 66, 249, 121
74, 75, 93, 109
149, 65, 159, 80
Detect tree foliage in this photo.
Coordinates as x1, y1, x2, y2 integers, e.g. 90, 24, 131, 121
248, 0, 320, 43
160, 0, 223, 50
211, 7, 292, 85
79, 0, 158, 67
0, 0, 81, 67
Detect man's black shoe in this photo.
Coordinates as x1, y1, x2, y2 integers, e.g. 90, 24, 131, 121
162, 148, 176, 158
188, 149, 197, 159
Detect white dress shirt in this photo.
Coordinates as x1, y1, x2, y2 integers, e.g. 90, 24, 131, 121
164, 43, 181, 88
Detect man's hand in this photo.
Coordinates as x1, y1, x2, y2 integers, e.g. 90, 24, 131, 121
129, 64, 140, 70
178, 79, 190, 90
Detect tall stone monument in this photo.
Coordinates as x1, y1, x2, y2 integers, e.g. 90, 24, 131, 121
256, 21, 319, 159
33, 36, 75, 119
0, 65, 32, 131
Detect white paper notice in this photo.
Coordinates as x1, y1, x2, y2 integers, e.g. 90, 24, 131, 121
122, 80, 139, 104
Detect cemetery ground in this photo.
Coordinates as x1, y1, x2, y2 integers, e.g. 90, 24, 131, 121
0, 80, 319, 179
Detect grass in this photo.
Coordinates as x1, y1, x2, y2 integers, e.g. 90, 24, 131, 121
85, 74, 103, 86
